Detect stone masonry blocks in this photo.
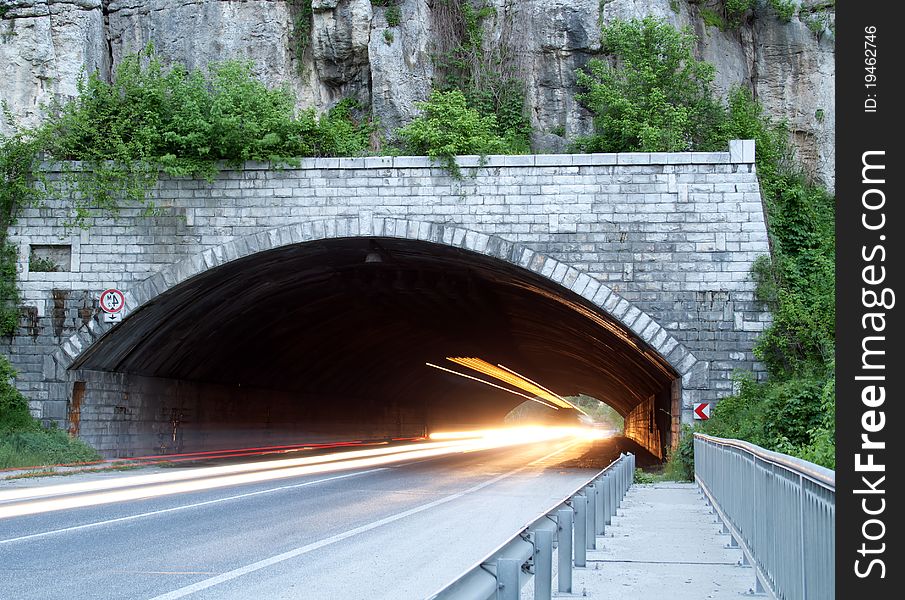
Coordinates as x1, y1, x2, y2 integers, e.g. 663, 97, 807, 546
6, 146, 769, 424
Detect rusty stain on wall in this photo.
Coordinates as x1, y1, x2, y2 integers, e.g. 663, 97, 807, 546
68, 381, 86, 436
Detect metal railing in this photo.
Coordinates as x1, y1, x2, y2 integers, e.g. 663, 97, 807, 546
427, 452, 635, 600
694, 433, 835, 600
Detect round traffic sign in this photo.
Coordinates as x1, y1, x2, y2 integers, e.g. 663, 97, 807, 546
99, 289, 125, 314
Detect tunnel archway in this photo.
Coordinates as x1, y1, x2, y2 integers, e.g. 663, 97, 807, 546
54, 218, 696, 457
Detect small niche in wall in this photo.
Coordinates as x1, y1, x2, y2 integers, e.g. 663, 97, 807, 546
29, 244, 71, 273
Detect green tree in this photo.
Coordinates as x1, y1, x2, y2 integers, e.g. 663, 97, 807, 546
574, 17, 725, 152
397, 89, 509, 175
572, 17, 836, 468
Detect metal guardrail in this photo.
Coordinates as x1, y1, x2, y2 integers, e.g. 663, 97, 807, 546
427, 452, 635, 600
694, 433, 835, 600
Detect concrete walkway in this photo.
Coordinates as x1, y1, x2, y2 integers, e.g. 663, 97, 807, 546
548, 482, 757, 599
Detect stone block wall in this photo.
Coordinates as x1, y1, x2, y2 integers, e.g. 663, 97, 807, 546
3, 144, 771, 447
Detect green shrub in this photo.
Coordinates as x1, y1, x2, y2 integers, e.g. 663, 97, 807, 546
0, 355, 35, 433
29, 255, 60, 273
0, 243, 19, 336
1, 355, 101, 468
634, 468, 659, 484
573, 17, 725, 153
2, 45, 373, 228
383, 28, 394, 44
700, 8, 726, 30
289, 1, 314, 69
724, 0, 754, 27
664, 425, 695, 481
432, 0, 531, 155
573, 17, 836, 470
770, 0, 797, 23
0, 429, 101, 469
397, 89, 510, 175
385, 5, 401, 27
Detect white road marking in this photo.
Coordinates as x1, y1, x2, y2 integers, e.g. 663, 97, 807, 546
148, 441, 580, 600
0, 469, 387, 546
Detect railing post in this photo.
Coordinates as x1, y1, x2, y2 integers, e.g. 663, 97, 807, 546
595, 476, 605, 535
609, 469, 617, 521
603, 473, 612, 525
616, 455, 624, 504
556, 507, 573, 593
573, 494, 587, 567
586, 484, 596, 550
798, 473, 807, 600
496, 558, 520, 600
534, 529, 553, 600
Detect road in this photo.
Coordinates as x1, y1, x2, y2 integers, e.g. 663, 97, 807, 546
0, 436, 619, 600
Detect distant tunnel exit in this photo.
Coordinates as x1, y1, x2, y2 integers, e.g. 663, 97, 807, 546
69, 237, 679, 458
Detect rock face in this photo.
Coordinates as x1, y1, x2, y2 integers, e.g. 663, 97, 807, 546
0, 0, 835, 188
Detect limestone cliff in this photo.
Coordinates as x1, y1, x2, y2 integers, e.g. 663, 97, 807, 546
0, 0, 835, 188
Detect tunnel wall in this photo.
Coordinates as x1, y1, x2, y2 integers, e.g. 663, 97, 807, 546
624, 395, 664, 459
5, 146, 771, 440
66, 370, 429, 456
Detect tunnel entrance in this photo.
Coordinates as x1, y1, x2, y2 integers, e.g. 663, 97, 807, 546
69, 237, 679, 457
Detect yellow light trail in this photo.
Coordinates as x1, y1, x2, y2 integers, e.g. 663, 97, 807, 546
447, 357, 576, 410
424, 362, 559, 410
495, 363, 590, 417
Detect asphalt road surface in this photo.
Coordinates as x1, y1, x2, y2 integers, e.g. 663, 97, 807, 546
0, 436, 631, 600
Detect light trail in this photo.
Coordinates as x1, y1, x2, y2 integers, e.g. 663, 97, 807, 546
0, 438, 421, 473
424, 362, 559, 409
0, 426, 601, 519
0, 439, 475, 504
446, 357, 575, 409
495, 363, 590, 416
428, 426, 609, 442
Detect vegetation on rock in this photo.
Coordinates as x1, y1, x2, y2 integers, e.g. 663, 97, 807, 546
577, 17, 835, 470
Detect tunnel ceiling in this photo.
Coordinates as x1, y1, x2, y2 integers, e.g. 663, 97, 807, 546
72, 238, 677, 418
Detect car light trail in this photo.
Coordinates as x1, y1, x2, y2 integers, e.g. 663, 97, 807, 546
447, 357, 572, 408
0, 439, 473, 504
424, 362, 559, 409
0, 427, 601, 519
428, 426, 609, 443
444, 357, 583, 412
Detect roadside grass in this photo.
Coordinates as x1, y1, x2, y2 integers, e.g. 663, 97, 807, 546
2, 463, 141, 481
634, 458, 695, 484
0, 429, 101, 470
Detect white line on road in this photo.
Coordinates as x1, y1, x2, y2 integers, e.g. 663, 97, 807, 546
0, 468, 387, 546
148, 441, 580, 600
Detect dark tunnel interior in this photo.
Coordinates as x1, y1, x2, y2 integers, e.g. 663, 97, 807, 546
70, 238, 678, 456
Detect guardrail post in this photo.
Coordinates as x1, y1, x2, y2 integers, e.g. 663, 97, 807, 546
496, 558, 520, 600
595, 477, 605, 535
618, 454, 626, 506
586, 484, 597, 550
534, 529, 553, 600
609, 469, 617, 521
574, 494, 587, 567
602, 473, 612, 525
557, 508, 573, 593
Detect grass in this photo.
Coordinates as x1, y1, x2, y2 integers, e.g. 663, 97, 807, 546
3, 463, 140, 481
634, 461, 694, 484
0, 429, 101, 470
700, 7, 726, 31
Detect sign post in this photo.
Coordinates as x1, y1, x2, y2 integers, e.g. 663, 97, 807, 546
99, 288, 125, 323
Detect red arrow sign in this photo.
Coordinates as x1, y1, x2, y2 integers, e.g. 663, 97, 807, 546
694, 403, 711, 420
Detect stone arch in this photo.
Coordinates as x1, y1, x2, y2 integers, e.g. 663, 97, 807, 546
47, 216, 703, 436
